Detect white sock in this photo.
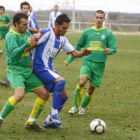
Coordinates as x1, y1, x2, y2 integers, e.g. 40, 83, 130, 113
0, 114, 3, 121
51, 107, 58, 116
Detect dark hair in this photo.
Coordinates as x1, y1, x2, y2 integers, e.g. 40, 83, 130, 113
20, 1, 30, 9
13, 12, 28, 27
0, 6, 5, 11
94, 10, 105, 17
55, 14, 71, 25
54, 5, 58, 7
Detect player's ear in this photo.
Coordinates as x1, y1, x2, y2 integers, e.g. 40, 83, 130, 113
55, 23, 59, 27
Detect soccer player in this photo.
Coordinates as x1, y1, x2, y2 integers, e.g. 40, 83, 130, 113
48, 5, 61, 28
20, 1, 39, 34
32, 14, 91, 129
0, 13, 49, 132
0, 5, 12, 56
66, 10, 117, 115
0, 2, 39, 87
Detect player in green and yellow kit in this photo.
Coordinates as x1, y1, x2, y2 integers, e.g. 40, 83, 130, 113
65, 10, 117, 115
0, 6, 12, 56
0, 13, 49, 132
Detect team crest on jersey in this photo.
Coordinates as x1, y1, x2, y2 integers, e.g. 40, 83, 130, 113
101, 35, 105, 40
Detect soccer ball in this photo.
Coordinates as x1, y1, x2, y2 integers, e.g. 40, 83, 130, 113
89, 119, 106, 134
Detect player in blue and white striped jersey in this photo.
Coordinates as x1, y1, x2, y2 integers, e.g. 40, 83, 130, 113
32, 14, 91, 129
48, 5, 61, 28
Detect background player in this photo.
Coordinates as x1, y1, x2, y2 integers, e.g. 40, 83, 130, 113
0, 5, 12, 56
65, 10, 117, 115
48, 5, 61, 28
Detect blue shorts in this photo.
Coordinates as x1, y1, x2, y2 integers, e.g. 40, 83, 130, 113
33, 67, 60, 92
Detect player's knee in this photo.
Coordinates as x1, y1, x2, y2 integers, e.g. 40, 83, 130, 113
79, 81, 86, 87
54, 80, 66, 92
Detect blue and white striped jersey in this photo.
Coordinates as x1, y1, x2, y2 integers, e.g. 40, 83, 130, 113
33, 27, 75, 70
28, 16, 39, 34
49, 11, 61, 27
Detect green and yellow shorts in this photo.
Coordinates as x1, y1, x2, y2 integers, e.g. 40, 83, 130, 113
80, 59, 105, 87
7, 66, 44, 93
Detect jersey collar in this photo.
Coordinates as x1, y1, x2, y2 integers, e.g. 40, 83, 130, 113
52, 28, 60, 37
92, 26, 106, 31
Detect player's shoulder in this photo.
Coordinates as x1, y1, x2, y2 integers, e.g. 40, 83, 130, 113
41, 27, 52, 35
104, 27, 114, 35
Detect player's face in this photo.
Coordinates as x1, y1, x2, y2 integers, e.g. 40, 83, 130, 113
0, 8, 4, 15
56, 22, 69, 36
15, 18, 28, 34
54, 6, 58, 12
21, 5, 30, 15
94, 13, 105, 29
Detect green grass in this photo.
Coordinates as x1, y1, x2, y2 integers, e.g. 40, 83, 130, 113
0, 34, 140, 140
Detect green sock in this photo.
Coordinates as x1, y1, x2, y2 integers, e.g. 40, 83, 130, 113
0, 96, 17, 119
73, 85, 84, 108
80, 92, 94, 108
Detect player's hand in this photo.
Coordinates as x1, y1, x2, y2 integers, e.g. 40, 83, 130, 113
34, 33, 41, 41
82, 49, 92, 56
24, 45, 34, 52
28, 36, 37, 46
64, 61, 69, 66
104, 46, 110, 54
5, 24, 9, 27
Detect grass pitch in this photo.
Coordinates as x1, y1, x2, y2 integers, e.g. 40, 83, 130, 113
0, 34, 140, 140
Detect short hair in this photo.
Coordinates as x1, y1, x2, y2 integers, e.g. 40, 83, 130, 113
54, 5, 58, 7
13, 12, 28, 27
20, 1, 30, 9
94, 10, 105, 17
0, 6, 5, 11
55, 14, 71, 25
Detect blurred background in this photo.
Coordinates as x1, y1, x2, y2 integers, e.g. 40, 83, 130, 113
1, 0, 140, 34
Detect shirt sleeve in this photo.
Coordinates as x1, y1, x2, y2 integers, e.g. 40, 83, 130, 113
107, 31, 117, 55
6, 15, 12, 23
62, 37, 75, 54
64, 31, 86, 64
6, 33, 31, 59
37, 28, 51, 45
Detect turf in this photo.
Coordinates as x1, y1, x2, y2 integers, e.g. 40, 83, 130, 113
0, 34, 140, 140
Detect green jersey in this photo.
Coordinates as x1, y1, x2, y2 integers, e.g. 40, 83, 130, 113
5, 29, 32, 67
0, 13, 12, 31
66, 26, 116, 63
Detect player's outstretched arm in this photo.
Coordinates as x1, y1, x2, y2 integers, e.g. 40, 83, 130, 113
71, 49, 92, 58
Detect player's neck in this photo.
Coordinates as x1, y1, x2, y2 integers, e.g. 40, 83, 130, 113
0, 13, 4, 16
94, 25, 103, 29
53, 27, 60, 37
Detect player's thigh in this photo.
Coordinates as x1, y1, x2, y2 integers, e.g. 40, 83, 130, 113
80, 59, 92, 79
25, 73, 44, 93
34, 68, 60, 92
90, 62, 105, 87
7, 69, 25, 89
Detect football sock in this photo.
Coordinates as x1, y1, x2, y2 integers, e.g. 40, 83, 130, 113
52, 80, 65, 110
50, 107, 58, 115
73, 85, 84, 108
27, 97, 46, 125
58, 96, 69, 112
0, 96, 17, 119
80, 92, 94, 108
